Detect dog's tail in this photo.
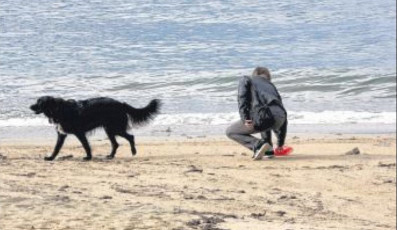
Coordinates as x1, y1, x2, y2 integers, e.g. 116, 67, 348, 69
124, 99, 161, 125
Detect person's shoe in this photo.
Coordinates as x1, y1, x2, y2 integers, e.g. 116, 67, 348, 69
252, 140, 266, 158
263, 154, 275, 159
253, 143, 273, 161
265, 149, 275, 156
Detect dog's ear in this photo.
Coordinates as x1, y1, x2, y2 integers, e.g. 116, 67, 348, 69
38, 96, 54, 115
50, 98, 65, 119
41, 97, 61, 119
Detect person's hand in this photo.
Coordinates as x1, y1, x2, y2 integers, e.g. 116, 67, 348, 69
244, 120, 253, 128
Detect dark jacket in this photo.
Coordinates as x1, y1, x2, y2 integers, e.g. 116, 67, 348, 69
238, 75, 288, 147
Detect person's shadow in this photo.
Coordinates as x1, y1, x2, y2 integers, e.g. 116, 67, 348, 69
272, 153, 393, 162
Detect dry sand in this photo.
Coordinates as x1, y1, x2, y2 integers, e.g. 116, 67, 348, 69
0, 134, 395, 230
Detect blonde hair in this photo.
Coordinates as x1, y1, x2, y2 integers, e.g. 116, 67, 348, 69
252, 67, 271, 81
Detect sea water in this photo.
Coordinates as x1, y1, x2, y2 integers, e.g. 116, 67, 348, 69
0, 0, 396, 138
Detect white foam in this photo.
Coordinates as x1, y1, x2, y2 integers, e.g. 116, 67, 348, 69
2, 111, 394, 127
288, 111, 396, 125
152, 111, 396, 126
0, 117, 50, 127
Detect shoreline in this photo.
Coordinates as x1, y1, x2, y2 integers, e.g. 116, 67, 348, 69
1, 132, 396, 145
0, 123, 395, 143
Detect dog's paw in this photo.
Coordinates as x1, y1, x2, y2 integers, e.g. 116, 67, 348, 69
132, 147, 137, 156
106, 155, 114, 159
44, 156, 55, 161
83, 156, 92, 161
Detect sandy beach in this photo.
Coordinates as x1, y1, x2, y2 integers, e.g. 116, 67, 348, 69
0, 134, 395, 230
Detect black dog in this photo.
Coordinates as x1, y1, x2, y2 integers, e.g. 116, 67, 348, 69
30, 96, 160, 161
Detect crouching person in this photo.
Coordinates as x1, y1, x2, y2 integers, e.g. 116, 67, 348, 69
226, 67, 288, 160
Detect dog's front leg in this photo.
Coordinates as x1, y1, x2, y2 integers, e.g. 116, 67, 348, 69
75, 133, 92, 161
45, 132, 67, 161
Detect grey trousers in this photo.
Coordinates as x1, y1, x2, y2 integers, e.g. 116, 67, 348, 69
226, 105, 286, 150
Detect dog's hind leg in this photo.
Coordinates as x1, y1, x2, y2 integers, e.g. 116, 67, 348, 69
75, 133, 92, 161
45, 132, 67, 161
119, 132, 137, 156
105, 130, 119, 159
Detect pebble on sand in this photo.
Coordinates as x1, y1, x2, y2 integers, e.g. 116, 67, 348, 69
345, 147, 360, 155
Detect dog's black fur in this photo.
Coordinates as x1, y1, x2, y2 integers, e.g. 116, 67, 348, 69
30, 96, 161, 161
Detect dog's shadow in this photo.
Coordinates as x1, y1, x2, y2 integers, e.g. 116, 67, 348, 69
55, 155, 130, 162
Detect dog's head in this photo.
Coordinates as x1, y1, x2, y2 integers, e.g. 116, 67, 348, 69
30, 96, 61, 117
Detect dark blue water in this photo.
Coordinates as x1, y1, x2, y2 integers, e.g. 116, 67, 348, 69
0, 0, 396, 127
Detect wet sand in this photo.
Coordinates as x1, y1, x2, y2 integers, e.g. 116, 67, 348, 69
0, 134, 395, 230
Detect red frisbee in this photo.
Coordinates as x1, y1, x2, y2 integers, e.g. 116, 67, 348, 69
274, 146, 293, 156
